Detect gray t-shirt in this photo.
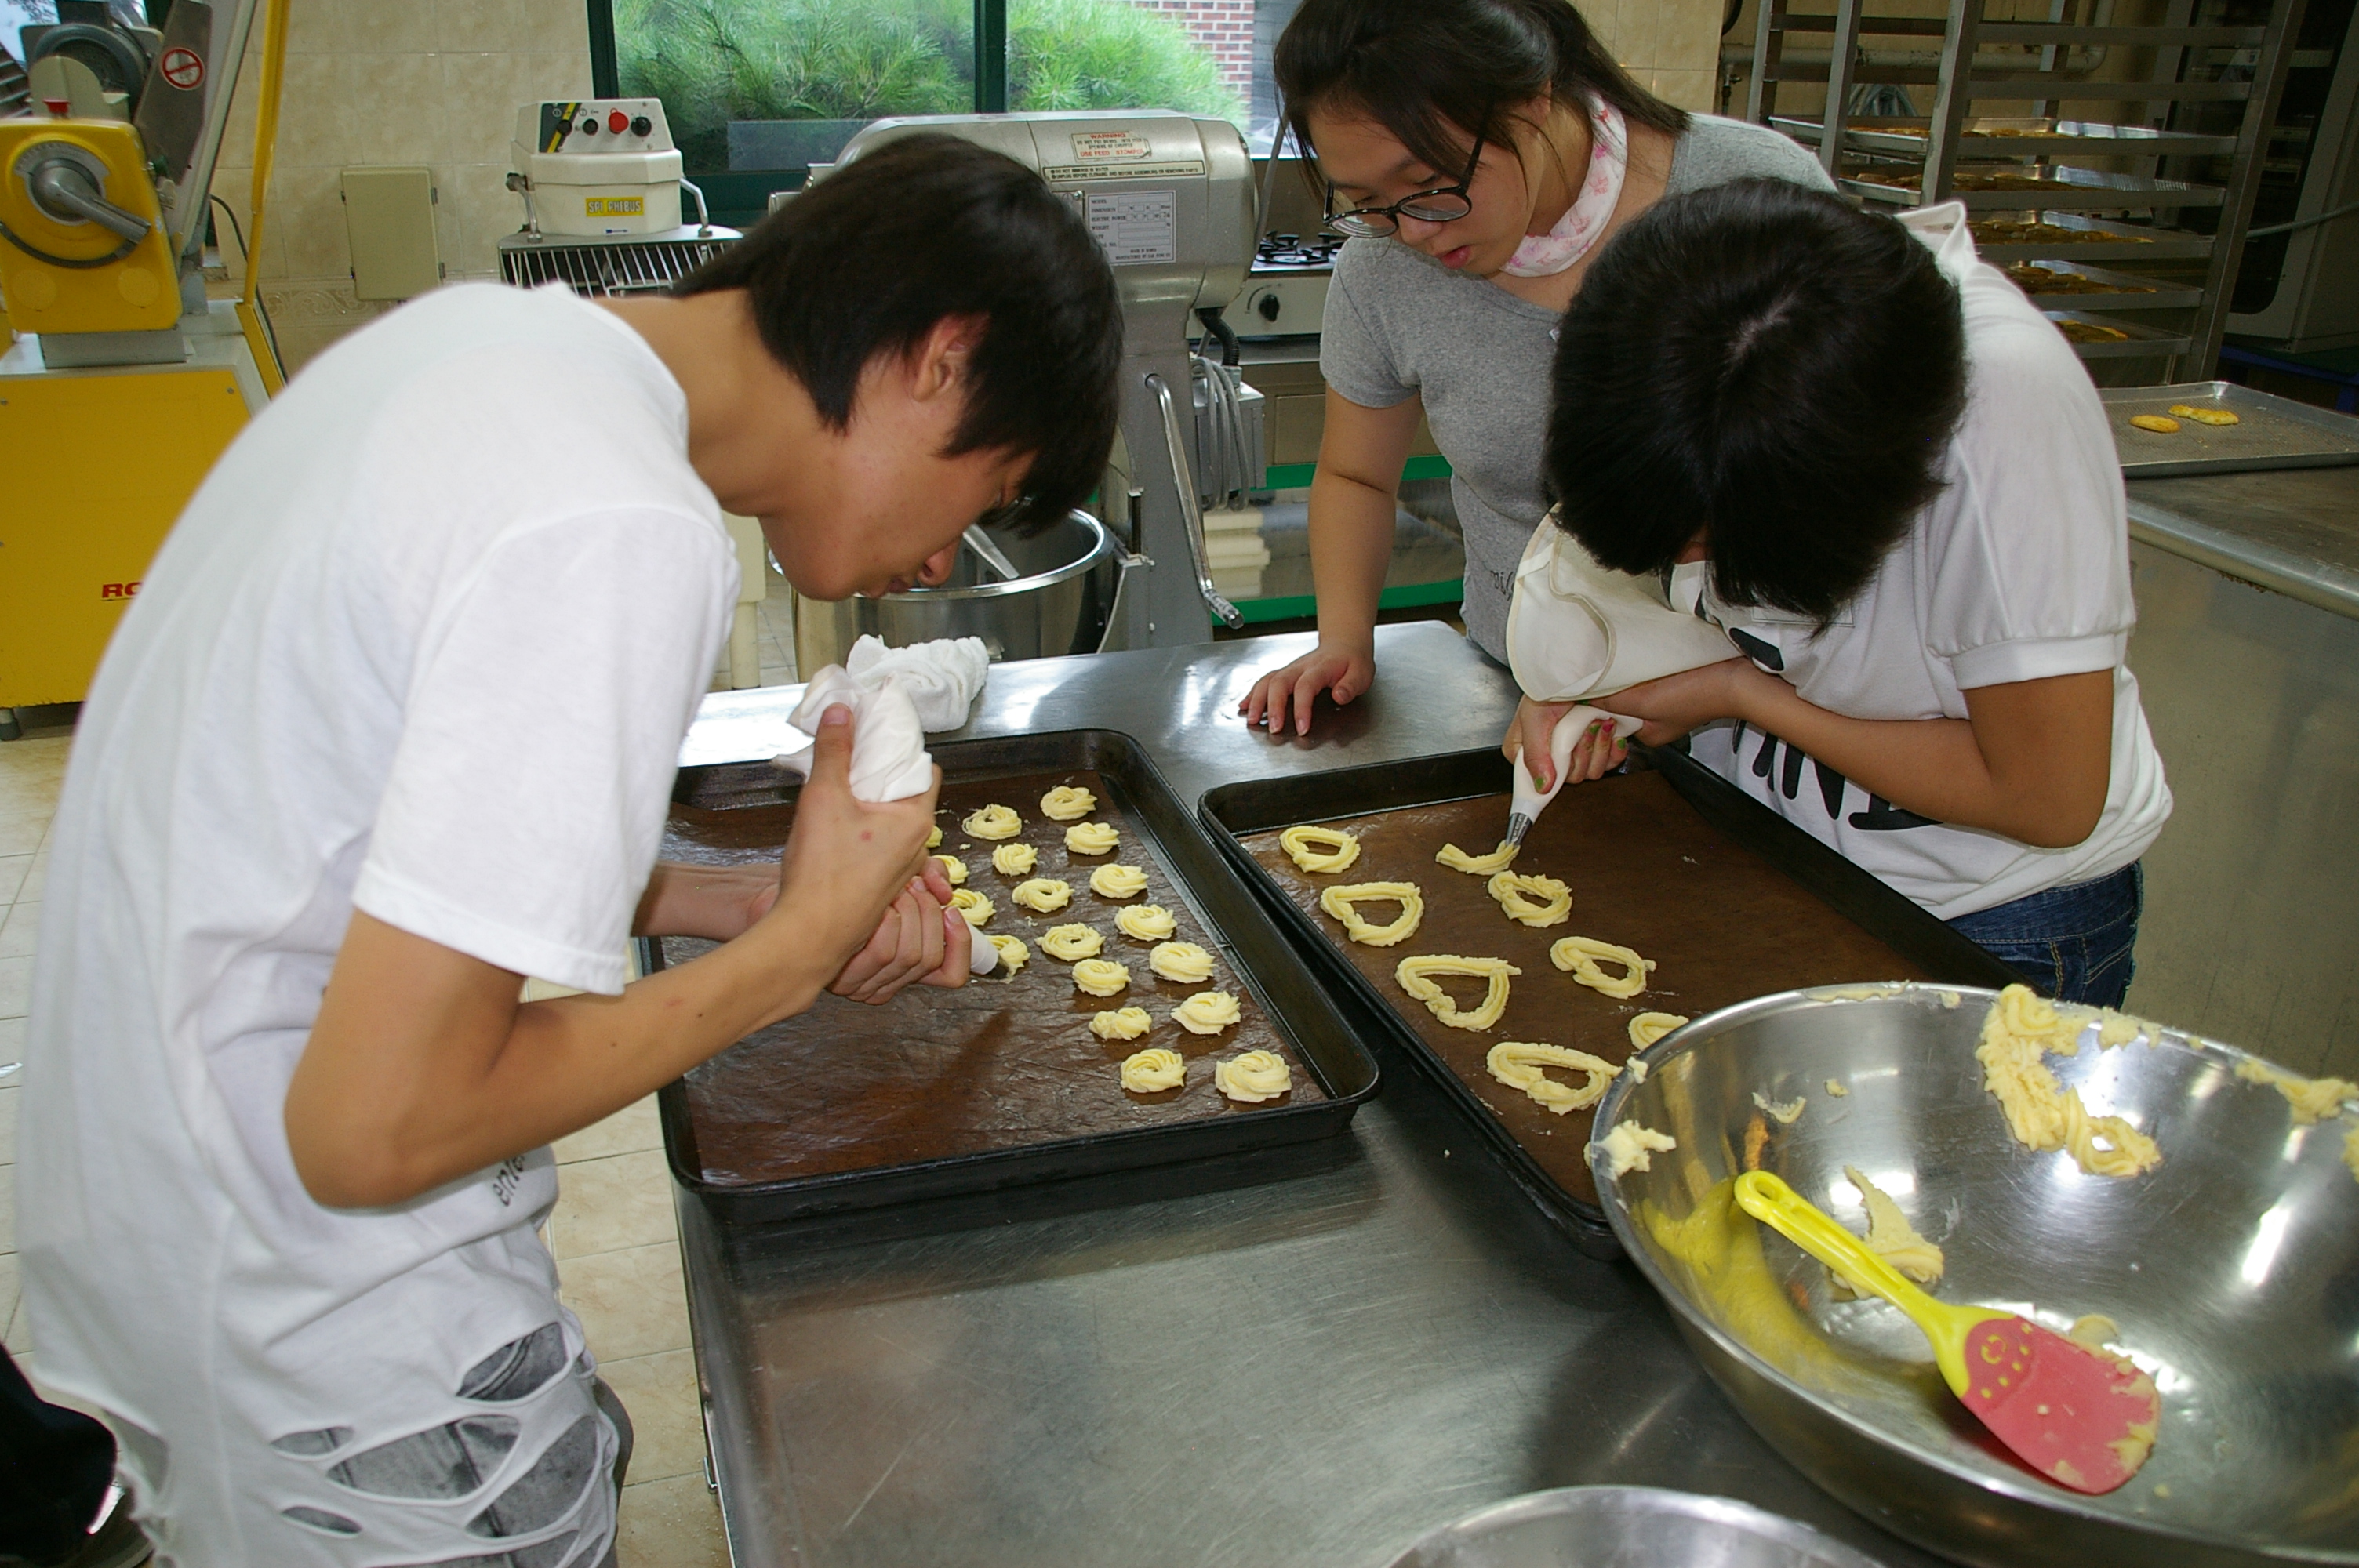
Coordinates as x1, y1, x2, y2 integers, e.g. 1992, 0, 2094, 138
1320, 114, 1834, 659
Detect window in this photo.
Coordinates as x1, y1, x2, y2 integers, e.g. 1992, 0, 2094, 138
598, 0, 1293, 220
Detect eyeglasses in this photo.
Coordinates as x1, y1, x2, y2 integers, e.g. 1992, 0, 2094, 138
1324, 136, 1484, 238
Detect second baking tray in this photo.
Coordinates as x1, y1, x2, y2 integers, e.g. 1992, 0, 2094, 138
1202, 746, 2016, 1255
656, 728, 1378, 1225
2103, 381, 2359, 477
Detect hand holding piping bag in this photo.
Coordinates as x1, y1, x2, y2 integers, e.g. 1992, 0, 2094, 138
1503, 699, 1645, 844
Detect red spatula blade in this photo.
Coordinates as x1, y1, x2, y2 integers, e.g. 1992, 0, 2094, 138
1962, 1317, 2159, 1494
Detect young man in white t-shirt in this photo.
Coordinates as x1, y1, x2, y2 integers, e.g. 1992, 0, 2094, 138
16, 135, 1120, 1566
1512, 178, 2169, 1005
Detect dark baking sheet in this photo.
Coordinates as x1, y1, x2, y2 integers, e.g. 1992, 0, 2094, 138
1202, 746, 2016, 1254
656, 729, 1377, 1224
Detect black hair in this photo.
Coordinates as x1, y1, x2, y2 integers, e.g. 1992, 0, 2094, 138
673, 133, 1122, 535
1545, 179, 1968, 623
1274, 0, 1687, 198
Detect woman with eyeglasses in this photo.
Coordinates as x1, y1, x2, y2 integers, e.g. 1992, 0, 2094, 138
1239, 0, 1834, 735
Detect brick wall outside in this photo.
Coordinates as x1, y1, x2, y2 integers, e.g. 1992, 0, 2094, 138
1128, 0, 1255, 93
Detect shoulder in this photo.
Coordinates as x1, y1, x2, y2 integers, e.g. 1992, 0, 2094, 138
1667, 115, 1837, 194
1953, 263, 2108, 448
1331, 234, 1445, 299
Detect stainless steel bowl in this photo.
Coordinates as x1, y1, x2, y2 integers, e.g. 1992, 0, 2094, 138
1589, 982, 2359, 1568
791, 509, 1118, 671
1381, 1485, 1891, 1567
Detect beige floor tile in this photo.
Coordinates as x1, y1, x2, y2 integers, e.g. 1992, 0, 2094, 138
0, 1083, 16, 1165
0, 855, 28, 904
0, 955, 28, 1021
0, 903, 38, 960
615, 1472, 729, 1568
0, 1163, 12, 1254
601, 1348, 706, 1487
549, 1151, 676, 1261
558, 1241, 690, 1363
0, 1019, 22, 1066
554, 1095, 665, 1165
0, 810, 47, 858
18, 851, 47, 905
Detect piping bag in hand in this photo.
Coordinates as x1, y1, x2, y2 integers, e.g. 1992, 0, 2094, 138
776, 668, 996, 974
1503, 514, 1736, 844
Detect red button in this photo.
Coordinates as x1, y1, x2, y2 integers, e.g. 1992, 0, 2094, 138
608, 109, 630, 134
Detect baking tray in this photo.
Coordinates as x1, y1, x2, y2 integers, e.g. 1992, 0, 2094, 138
655, 729, 1378, 1225
1772, 114, 2241, 158
2103, 380, 2359, 477
1968, 209, 2216, 263
1201, 746, 2017, 1256
2001, 258, 2200, 310
1846, 164, 2223, 211
2044, 309, 2191, 358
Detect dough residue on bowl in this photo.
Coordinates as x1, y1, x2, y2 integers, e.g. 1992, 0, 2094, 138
1089, 863, 1148, 899
1826, 1164, 1944, 1298
991, 842, 1038, 877
1752, 1091, 1807, 1126
2234, 1057, 2359, 1126
1172, 990, 1241, 1035
1116, 904, 1177, 942
1436, 840, 1519, 875
1148, 942, 1214, 983
1279, 824, 1361, 874
1976, 985, 2162, 1178
1213, 1048, 1290, 1102
1486, 1041, 1618, 1114
964, 804, 1022, 840
1118, 1046, 1184, 1091
1592, 1120, 1676, 1177
1092, 1005, 1151, 1042
1038, 924, 1102, 961
1395, 955, 1520, 1030
1041, 785, 1097, 822
1826, 1079, 1850, 1097
1319, 881, 1425, 946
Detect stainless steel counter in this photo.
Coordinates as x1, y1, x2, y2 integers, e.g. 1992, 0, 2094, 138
670, 622, 1955, 1568
2126, 464, 2359, 621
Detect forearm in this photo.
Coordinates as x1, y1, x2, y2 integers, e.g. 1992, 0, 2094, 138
634, 859, 769, 938
1306, 468, 1398, 650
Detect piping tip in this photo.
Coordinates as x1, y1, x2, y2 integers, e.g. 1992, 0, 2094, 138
1503, 812, 1532, 848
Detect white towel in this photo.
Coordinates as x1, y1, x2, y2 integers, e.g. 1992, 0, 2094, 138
845, 634, 990, 732
775, 667, 934, 803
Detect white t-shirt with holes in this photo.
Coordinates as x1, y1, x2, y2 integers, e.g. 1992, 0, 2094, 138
17, 283, 736, 1565
1680, 205, 2172, 920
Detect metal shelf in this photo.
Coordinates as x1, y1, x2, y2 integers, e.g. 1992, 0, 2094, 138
1845, 165, 2227, 210
2003, 260, 2205, 310
1771, 114, 2243, 158
1967, 210, 2217, 262
2048, 310, 2196, 359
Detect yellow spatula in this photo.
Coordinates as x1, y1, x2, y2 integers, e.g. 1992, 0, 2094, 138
1733, 1170, 2159, 1494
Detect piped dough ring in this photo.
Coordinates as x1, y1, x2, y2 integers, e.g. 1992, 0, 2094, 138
933, 855, 968, 885
926, 826, 943, 848
1149, 942, 1214, 983
1011, 878, 1072, 913
990, 842, 1038, 877
985, 934, 1028, 975
949, 889, 994, 927
1073, 959, 1131, 997
1627, 1011, 1688, 1049
1436, 840, 1519, 875
1319, 881, 1425, 947
1041, 785, 1098, 822
1486, 1041, 1619, 1115
1065, 821, 1120, 855
1279, 825, 1361, 874
1116, 904, 1177, 942
1089, 864, 1148, 899
1487, 869, 1571, 927
1038, 924, 1103, 961
1173, 989, 1242, 1035
1094, 1007, 1153, 1044
1550, 935, 1655, 998
1119, 1046, 1184, 1090
1213, 1048, 1290, 1102
963, 804, 1022, 840
1394, 954, 1521, 1030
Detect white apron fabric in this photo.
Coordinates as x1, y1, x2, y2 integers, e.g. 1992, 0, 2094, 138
1504, 515, 1736, 703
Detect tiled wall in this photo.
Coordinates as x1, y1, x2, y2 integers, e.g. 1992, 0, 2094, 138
1587, 0, 1729, 114
210, 0, 592, 372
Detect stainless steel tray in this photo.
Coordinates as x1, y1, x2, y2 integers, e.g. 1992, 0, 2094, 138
1848, 165, 2225, 212
2045, 310, 2192, 359
2105, 382, 2359, 477
1970, 211, 2216, 263
1773, 115, 2241, 158
2003, 259, 2201, 310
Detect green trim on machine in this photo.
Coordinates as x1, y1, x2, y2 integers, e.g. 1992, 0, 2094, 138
1232, 577, 1463, 625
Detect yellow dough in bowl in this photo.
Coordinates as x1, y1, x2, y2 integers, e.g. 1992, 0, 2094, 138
1038, 924, 1103, 961
1436, 840, 1519, 875
1119, 1045, 1184, 1090
1213, 1048, 1290, 1101
1090, 864, 1148, 899
991, 842, 1038, 877
1065, 821, 1120, 855
1319, 881, 1424, 946
1094, 1007, 1153, 1043
1041, 785, 1098, 821
1394, 955, 1520, 1030
963, 804, 1022, 840
1149, 942, 1215, 983
1549, 935, 1655, 998
1976, 985, 2162, 1178
1073, 959, 1131, 997
950, 889, 994, 927
1591, 1120, 1676, 1177
1012, 878, 1072, 914
1279, 825, 1361, 874
1117, 905, 1178, 942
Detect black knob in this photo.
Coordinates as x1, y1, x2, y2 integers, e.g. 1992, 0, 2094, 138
1257, 293, 1281, 321
631, 114, 652, 136
580, 118, 598, 134
1273, 232, 1299, 246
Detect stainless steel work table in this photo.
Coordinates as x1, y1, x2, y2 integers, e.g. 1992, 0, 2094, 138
669, 621, 1954, 1568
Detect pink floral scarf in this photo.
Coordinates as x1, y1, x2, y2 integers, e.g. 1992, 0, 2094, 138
1499, 96, 1629, 278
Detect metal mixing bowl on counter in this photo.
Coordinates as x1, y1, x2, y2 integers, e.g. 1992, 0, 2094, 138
1380, 1485, 1891, 1567
791, 508, 1119, 670
1588, 982, 2359, 1568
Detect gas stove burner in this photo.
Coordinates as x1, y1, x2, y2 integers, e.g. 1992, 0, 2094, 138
1254, 230, 1345, 268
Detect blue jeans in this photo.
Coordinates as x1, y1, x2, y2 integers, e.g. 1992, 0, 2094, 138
1946, 862, 2143, 1007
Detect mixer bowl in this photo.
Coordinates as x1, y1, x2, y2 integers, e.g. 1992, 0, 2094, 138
1588, 982, 2359, 1568
791, 509, 1119, 671
1379, 1485, 1891, 1568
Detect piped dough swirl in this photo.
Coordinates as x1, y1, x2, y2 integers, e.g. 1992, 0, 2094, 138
933, 855, 968, 885
1040, 785, 1098, 822
1279, 825, 1361, 874
1486, 1041, 1619, 1114
1394, 955, 1520, 1029
1488, 870, 1570, 927
1117, 905, 1178, 942
1064, 821, 1120, 855
963, 804, 1022, 840
1173, 990, 1241, 1034
1318, 881, 1425, 946
1089, 864, 1148, 899
1550, 935, 1654, 997
1011, 878, 1072, 913
985, 934, 1028, 975
1148, 942, 1214, 983
990, 842, 1037, 877
1092, 1006, 1152, 1042
1119, 1046, 1185, 1091
1214, 1049, 1290, 1102
1073, 959, 1131, 997
1038, 924, 1103, 961
1435, 840, 1519, 875
949, 889, 994, 927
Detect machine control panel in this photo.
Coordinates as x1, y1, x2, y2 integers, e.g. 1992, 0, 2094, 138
528, 99, 675, 156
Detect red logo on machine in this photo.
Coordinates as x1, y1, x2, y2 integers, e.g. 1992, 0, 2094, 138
159, 47, 204, 90
100, 582, 141, 600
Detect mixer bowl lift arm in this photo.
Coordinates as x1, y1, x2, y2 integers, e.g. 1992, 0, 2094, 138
1145, 369, 1244, 631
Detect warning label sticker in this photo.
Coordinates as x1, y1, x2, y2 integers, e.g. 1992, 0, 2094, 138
1085, 190, 1177, 266
1039, 160, 1205, 184
159, 46, 204, 89
1070, 131, 1154, 162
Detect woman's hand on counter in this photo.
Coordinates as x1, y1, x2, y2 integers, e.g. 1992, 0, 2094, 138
1238, 639, 1376, 735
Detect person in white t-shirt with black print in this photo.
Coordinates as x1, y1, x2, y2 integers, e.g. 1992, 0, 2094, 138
1509, 179, 2171, 1007
17, 136, 1121, 1567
